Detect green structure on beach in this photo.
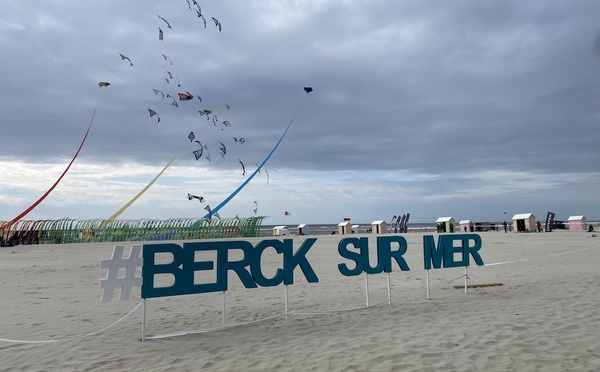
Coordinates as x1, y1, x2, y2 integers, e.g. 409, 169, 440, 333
1, 216, 265, 246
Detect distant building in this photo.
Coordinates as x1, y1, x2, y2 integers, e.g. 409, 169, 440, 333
512, 213, 536, 233
273, 226, 290, 236
371, 220, 388, 234
436, 217, 456, 233
297, 224, 309, 235
567, 216, 587, 231
459, 220, 472, 233
338, 221, 352, 234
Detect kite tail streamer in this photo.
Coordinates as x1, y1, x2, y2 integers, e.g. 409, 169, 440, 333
202, 114, 295, 219
104, 144, 184, 223
0, 109, 96, 235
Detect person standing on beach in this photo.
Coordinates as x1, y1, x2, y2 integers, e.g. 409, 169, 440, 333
503, 221, 507, 233
536, 220, 542, 232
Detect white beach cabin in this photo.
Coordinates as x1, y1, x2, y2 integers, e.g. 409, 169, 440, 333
567, 216, 587, 231
371, 220, 388, 234
338, 221, 352, 234
459, 220, 472, 233
273, 226, 290, 236
512, 213, 536, 233
297, 224, 309, 235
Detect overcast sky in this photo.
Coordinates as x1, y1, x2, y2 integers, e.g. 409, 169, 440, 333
1, 0, 599, 225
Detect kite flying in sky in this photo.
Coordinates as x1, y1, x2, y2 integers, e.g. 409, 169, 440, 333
304, 87, 313, 93
239, 159, 246, 176
119, 53, 133, 66
162, 53, 172, 65
219, 142, 226, 158
158, 15, 173, 30
152, 88, 165, 99
187, 193, 205, 203
178, 92, 194, 101
98, 82, 110, 87
147, 108, 160, 122
211, 17, 222, 32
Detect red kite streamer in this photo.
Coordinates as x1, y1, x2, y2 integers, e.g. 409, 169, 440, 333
1, 109, 96, 231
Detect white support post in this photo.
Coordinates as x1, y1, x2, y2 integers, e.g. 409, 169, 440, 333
426, 270, 430, 300
141, 298, 147, 342
386, 272, 392, 305
365, 272, 370, 307
284, 285, 289, 320
221, 291, 226, 327
464, 267, 468, 294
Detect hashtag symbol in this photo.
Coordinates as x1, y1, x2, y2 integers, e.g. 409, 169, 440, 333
99, 245, 143, 303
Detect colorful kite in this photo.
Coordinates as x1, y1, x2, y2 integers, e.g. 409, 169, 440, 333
1, 109, 96, 232
192, 148, 203, 160
104, 145, 183, 223
178, 92, 194, 101
98, 82, 110, 87
201, 115, 295, 220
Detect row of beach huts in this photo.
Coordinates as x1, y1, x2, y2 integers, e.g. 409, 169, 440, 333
272, 215, 593, 236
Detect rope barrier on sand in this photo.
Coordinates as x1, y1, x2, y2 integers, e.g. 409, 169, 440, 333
2, 245, 597, 343
0, 301, 143, 344
146, 273, 469, 340
480, 246, 597, 267
144, 246, 600, 339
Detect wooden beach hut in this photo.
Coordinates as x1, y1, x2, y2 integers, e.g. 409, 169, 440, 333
512, 213, 535, 233
459, 220, 472, 233
436, 217, 456, 233
273, 226, 290, 236
371, 220, 388, 234
567, 216, 587, 231
297, 224, 309, 235
338, 221, 352, 234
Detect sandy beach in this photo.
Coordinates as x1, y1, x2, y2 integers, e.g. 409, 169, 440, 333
0, 230, 599, 371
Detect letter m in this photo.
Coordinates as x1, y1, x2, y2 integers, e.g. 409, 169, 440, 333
423, 235, 444, 270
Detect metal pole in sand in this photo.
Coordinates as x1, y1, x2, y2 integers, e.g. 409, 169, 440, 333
222, 291, 226, 327
426, 270, 430, 300
387, 272, 392, 305
142, 298, 147, 342
464, 267, 468, 294
284, 285, 289, 320
365, 272, 370, 307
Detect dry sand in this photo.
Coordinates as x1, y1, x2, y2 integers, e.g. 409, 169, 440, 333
0, 230, 599, 371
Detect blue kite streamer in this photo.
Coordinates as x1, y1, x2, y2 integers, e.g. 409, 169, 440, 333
202, 114, 295, 219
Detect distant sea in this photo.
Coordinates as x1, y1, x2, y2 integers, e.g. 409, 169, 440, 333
260, 220, 599, 236
259, 223, 439, 236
